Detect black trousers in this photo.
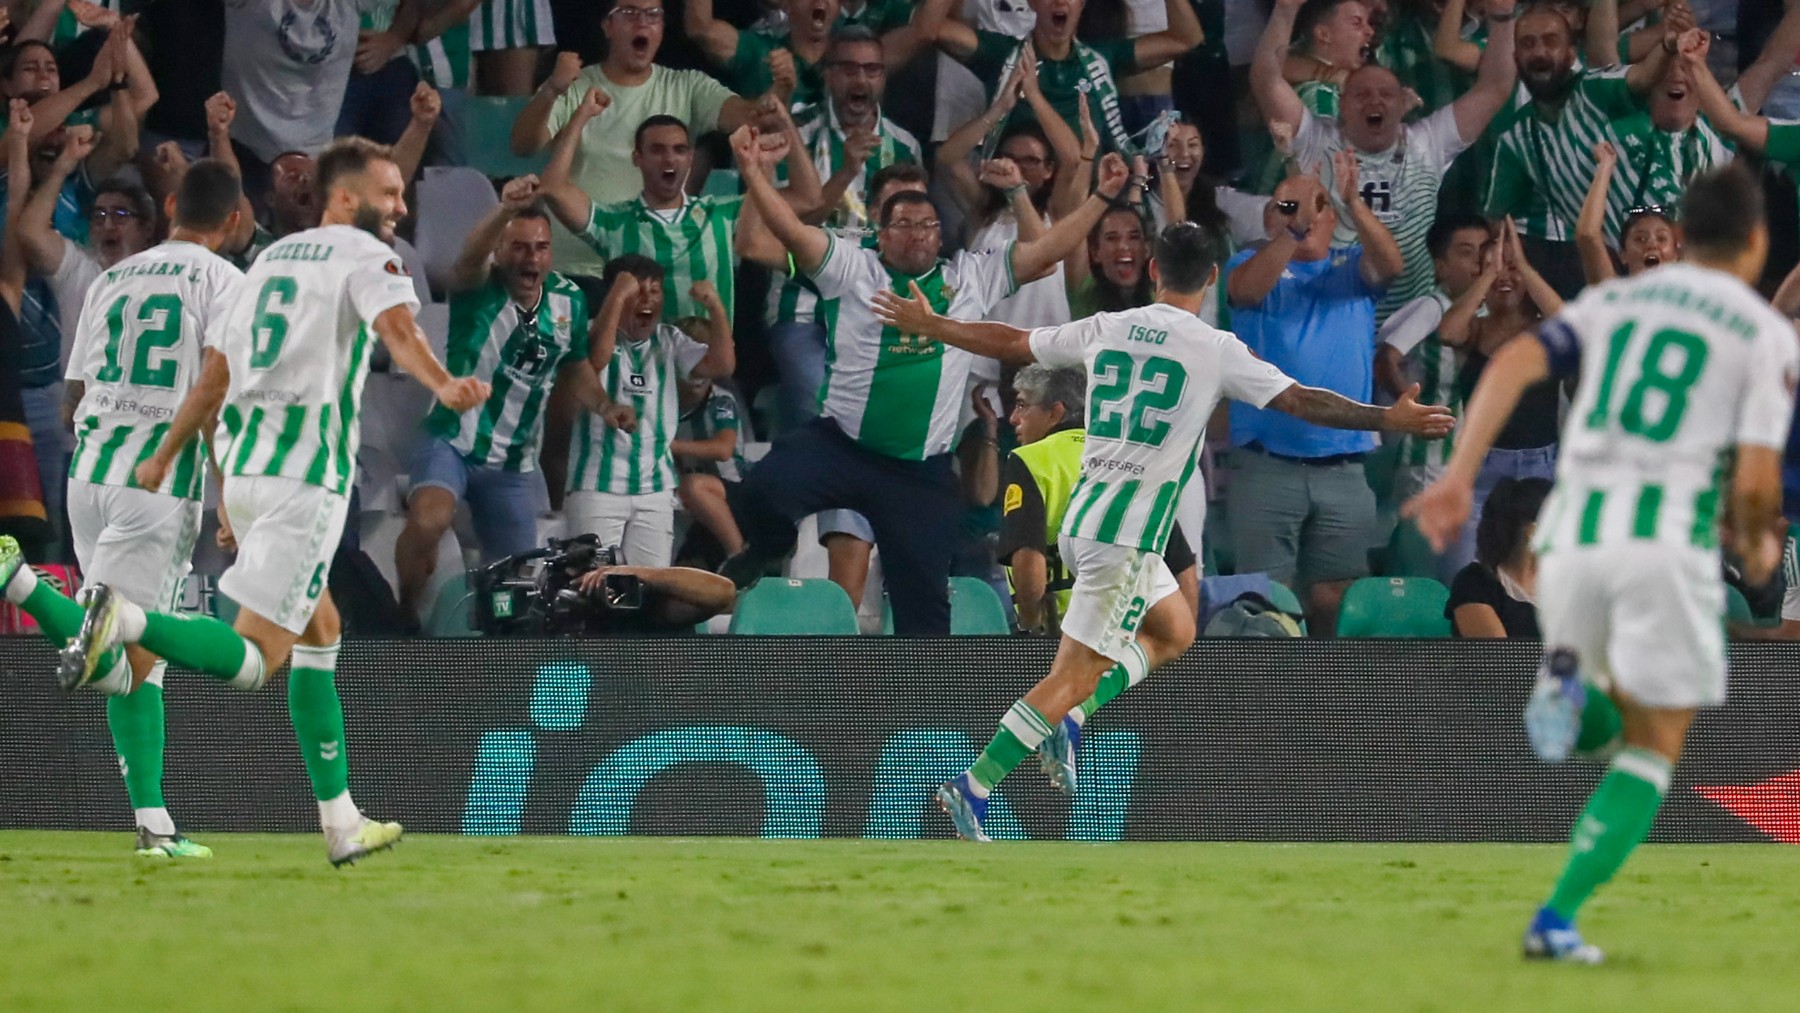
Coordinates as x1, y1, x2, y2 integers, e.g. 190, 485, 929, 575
734, 418, 960, 636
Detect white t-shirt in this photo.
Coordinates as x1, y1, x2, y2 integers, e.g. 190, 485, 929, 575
1029, 302, 1294, 552
1534, 262, 1800, 553
223, 0, 360, 163
211, 224, 420, 496
969, 212, 1071, 379
50, 237, 101, 370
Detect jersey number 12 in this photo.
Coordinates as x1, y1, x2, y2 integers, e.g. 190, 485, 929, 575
96, 293, 184, 388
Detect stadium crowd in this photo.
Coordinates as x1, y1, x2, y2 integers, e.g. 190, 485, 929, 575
1, 0, 1798, 640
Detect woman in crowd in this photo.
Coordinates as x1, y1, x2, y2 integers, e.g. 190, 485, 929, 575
1447, 476, 1548, 637
1150, 118, 1268, 323
1576, 141, 1680, 285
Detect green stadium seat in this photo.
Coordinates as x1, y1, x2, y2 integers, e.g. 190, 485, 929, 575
702, 167, 740, 197
1335, 576, 1451, 637
427, 573, 480, 638
462, 97, 549, 179
1265, 580, 1308, 634
730, 578, 860, 634
1384, 519, 1440, 578
1725, 584, 1755, 624
949, 577, 1011, 634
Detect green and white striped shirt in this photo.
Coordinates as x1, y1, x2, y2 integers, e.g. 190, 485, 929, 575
1377, 291, 1461, 469
578, 194, 744, 324
213, 226, 421, 496
411, 16, 472, 90
1486, 69, 1642, 243
65, 242, 244, 501
1605, 109, 1734, 224
1532, 264, 1798, 555
568, 323, 710, 495
1028, 303, 1295, 553
810, 237, 1019, 460
1295, 106, 1467, 324
425, 272, 589, 472
769, 102, 920, 326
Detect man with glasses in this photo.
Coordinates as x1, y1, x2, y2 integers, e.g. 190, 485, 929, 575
510, 0, 766, 280
720, 124, 1131, 635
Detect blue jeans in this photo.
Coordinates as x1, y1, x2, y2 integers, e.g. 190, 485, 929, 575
1465, 444, 1559, 561
766, 320, 827, 433
22, 382, 66, 559
409, 436, 548, 563
337, 57, 420, 146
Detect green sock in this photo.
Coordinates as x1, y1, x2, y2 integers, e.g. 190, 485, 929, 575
288, 643, 349, 802
1545, 748, 1671, 920
1575, 686, 1624, 756
20, 578, 84, 644
107, 681, 166, 810
138, 611, 264, 689
1073, 644, 1152, 722
968, 701, 1054, 792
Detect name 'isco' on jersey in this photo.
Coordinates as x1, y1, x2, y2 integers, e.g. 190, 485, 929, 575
569, 323, 711, 496
1533, 262, 1799, 555
65, 241, 244, 500
1029, 303, 1295, 554
210, 225, 421, 497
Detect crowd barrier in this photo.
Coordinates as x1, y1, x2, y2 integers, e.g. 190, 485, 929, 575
1, 639, 1796, 843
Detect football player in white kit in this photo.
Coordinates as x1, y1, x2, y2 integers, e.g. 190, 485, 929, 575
0, 161, 245, 858
1407, 165, 1798, 963
873, 220, 1454, 841
56, 137, 490, 866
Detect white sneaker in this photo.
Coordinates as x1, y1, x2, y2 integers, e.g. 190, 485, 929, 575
326, 815, 403, 867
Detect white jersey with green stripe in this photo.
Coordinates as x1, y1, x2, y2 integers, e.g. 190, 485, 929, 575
1378, 290, 1461, 469
1028, 303, 1296, 553
1532, 263, 1798, 556
769, 104, 921, 326
568, 323, 710, 495
578, 194, 744, 323
211, 225, 421, 496
810, 237, 1018, 460
65, 241, 244, 501
1486, 69, 1641, 244
425, 272, 590, 472
1296, 106, 1467, 323
410, 19, 471, 90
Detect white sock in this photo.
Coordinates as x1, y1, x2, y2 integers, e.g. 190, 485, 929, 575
4, 563, 36, 604
90, 654, 133, 696
136, 807, 176, 836
1068, 708, 1088, 729
113, 594, 148, 642
228, 649, 267, 692
318, 790, 360, 832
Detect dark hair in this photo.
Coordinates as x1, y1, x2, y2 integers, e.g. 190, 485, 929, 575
1077, 0, 1129, 38
602, 252, 664, 286
1154, 220, 1229, 294
880, 190, 936, 227
1293, 0, 1363, 48
509, 201, 553, 226
1476, 477, 1552, 569
980, 122, 1054, 224
92, 179, 155, 227
869, 162, 929, 202
1680, 163, 1765, 259
828, 24, 882, 57
315, 136, 395, 203
1427, 213, 1491, 260
173, 159, 242, 231
1088, 206, 1154, 312
1621, 207, 1674, 245
634, 114, 689, 149
0, 40, 56, 81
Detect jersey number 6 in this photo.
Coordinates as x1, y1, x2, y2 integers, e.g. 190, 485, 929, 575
250, 275, 300, 370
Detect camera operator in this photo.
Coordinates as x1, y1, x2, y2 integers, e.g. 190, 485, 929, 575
571, 559, 738, 634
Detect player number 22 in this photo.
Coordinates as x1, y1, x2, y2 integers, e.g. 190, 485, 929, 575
250, 275, 299, 369
1089, 351, 1189, 446
1583, 321, 1708, 443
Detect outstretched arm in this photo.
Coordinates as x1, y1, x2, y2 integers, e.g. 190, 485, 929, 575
1252, 0, 1307, 138
16, 126, 90, 276
374, 304, 491, 410
1403, 334, 1550, 549
539, 88, 607, 233
0, 101, 35, 311
1737, 1, 1800, 113
1133, 0, 1206, 69
1011, 153, 1131, 283
1625, 8, 1689, 98
732, 126, 830, 275
687, 281, 736, 380
1433, 0, 1484, 73
683, 0, 742, 67
1576, 143, 1620, 286
917, 0, 980, 61
936, 63, 1025, 218
510, 52, 584, 156
871, 281, 1035, 363
1267, 382, 1454, 436
1452, 0, 1518, 144
449, 175, 541, 293
391, 83, 441, 186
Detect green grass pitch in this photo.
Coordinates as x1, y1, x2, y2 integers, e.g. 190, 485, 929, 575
2, 833, 1796, 1012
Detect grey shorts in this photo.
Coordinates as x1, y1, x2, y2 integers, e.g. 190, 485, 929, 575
1224, 448, 1377, 587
